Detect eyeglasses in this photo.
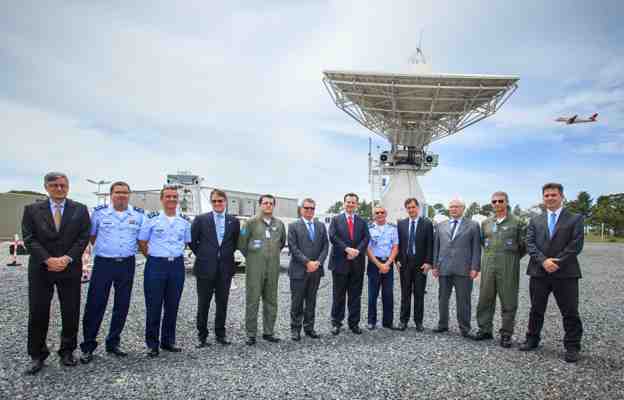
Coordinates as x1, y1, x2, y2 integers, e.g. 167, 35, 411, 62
47, 183, 67, 189
491, 200, 506, 204
303, 206, 315, 210
211, 199, 225, 204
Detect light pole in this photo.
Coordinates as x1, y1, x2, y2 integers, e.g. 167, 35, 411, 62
86, 179, 112, 205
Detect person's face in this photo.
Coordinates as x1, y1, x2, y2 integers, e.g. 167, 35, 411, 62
344, 196, 358, 214
45, 177, 69, 202
448, 201, 465, 219
491, 195, 507, 214
111, 185, 130, 210
301, 201, 315, 220
373, 208, 387, 224
211, 194, 226, 213
405, 201, 420, 218
260, 197, 274, 216
161, 189, 179, 210
543, 188, 563, 211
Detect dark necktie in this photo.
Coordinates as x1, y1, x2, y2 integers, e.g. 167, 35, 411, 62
450, 220, 458, 239
408, 220, 416, 256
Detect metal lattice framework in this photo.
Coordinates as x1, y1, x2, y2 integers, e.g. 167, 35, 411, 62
323, 70, 519, 149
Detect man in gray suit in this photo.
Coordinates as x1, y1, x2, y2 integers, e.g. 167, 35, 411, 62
287, 198, 329, 341
432, 198, 481, 338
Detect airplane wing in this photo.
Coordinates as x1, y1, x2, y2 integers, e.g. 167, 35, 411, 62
568, 115, 578, 124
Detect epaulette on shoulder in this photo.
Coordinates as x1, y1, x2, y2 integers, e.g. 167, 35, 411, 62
368, 222, 376, 228
133, 206, 144, 214
147, 211, 159, 218
179, 213, 191, 222
94, 204, 108, 212
387, 222, 397, 227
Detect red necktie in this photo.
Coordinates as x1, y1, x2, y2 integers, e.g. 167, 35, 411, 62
347, 215, 354, 240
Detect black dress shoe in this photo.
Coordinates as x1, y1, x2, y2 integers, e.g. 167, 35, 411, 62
304, 331, 321, 339
415, 324, 424, 332
519, 340, 539, 352
461, 331, 476, 339
395, 322, 407, 331
80, 352, 94, 364
216, 337, 231, 346
196, 339, 210, 348
106, 347, 128, 357
500, 335, 512, 348
564, 349, 579, 363
331, 326, 341, 335
432, 327, 448, 333
147, 348, 159, 358
367, 323, 376, 330
161, 344, 182, 353
24, 359, 44, 375
291, 331, 301, 341
350, 326, 363, 335
60, 353, 78, 367
246, 337, 256, 346
473, 331, 494, 341
262, 334, 281, 343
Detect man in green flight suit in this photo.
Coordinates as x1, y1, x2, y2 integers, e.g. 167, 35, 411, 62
473, 191, 527, 348
238, 194, 286, 346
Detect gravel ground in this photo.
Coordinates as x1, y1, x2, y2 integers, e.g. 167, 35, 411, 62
1, 242, 623, 400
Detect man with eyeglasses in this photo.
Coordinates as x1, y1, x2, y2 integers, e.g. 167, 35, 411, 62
287, 198, 328, 341
238, 194, 286, 345
190, 189, 240, 347
520, 183, 584, 363
21, 172, 91, 375
80, 181, 144, 364
366, 206, 399, 330
432, 198, 481, 339
473, 192, 526, 348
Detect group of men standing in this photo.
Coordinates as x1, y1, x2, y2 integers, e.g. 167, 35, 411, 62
21, 171, 585, 376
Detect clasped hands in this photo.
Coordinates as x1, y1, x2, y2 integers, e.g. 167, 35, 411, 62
543, 258, 560, 273
345, 247, 360, 260
305, 260, 321, 273
45, 256, 71, 272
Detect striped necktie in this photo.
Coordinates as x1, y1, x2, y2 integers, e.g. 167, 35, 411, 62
53, 204, 62, 231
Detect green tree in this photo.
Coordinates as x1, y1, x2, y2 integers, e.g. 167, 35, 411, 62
480, 203, 494, 216
566, 191, 593, 218
357, 199, 373, 221
326, 201, 343, 214
590, 193, 624, 237
427, 205, 435, 219
513, 204, 522, 217
465, 202, 480, 219
432, 203, 449, 217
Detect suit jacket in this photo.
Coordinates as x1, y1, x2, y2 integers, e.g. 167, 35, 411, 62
433, 217, 481, 276
22, 198, 91, 279
526, 208, 584, 279
328, 213, 370, 274
190, 212, 241, 279
288, 218, 329, 280
397, 217, 434, 267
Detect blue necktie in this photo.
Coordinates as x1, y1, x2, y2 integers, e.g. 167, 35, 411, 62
548, 212, 556, 239
307, 221, 315, 241
408, 220, 416, 255
450, 220, 458, 239
216, 214, 225, 245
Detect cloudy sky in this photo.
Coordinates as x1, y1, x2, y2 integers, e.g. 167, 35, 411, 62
1, 0, 622, 212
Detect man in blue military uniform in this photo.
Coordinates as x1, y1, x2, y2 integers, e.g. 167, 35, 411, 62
138, 185, 191, 357
366, 205, 399, 330
80, 182, 144, 364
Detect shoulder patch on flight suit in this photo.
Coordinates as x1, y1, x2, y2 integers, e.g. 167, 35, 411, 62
94, 204, 108, 212
179, 213, 191, 222
147, 211, 159, 219
133, 206, 144, 214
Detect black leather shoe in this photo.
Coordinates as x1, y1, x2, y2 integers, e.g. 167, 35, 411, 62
80, 352, 94, 364
147, 348, 159, 358
60, 353, 78, 367
564, 349, 579, 363
432, 327, 448, 333
262, 334, 281, 343
367, 323, 376, 330
196, 339, 210, 348
304, 331, 321, 339
106, 347, 128, 357
291, 331, 301, 341
216, 337, 231, 346
161, 344, 182, 353
500, 335, 512, 348
415, 324, 424, 332
473, 331, 494, 341
331, 326, 341, 336
246, 337, 256, 346
395, 322, 407, 331
350, 326, 363, 335
519, 340, 539, 352
461, 331, 476, 340
24, 359, 44, 375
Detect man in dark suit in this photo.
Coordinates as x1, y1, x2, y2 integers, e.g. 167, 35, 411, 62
519, 182, 584, 363
287, 198, 329, 341
328, 193, 370, 335
190, 189, 240, 347
21, 172, 91, 375
397, 198, 433, 331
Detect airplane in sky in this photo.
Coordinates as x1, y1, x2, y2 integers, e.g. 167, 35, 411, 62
555, 113, 598, 125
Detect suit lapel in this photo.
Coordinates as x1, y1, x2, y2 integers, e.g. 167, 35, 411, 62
59, 199, 75, 232
207, 212, 219, 245
452, 218, 468, 240
40, 200, 56, 231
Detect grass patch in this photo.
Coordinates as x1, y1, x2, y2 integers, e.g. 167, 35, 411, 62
585, 233, 624, 243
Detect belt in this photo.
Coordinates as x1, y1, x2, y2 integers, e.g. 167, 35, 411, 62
374, 257, 389, 262
148, 255, 184, 262
95, 255, 135, 263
